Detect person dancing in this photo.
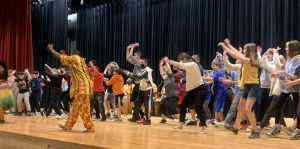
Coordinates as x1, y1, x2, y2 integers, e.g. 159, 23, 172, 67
47, 43, 95, 133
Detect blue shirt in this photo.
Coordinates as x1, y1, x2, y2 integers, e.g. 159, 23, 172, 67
212, 70, 226, 94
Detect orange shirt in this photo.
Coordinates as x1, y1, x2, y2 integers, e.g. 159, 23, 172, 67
106, 74, 124, 95
60, 55, 93, 98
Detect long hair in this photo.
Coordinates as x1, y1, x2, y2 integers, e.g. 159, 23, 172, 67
244, 43, 259, 67
286, 40, 300, 59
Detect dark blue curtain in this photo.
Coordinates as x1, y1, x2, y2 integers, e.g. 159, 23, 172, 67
76, 0, 300, 83
31, 0, 68, 71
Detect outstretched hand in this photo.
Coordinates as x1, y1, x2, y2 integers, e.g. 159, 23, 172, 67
47, 43, 53, 51
224, 38, 230, 45
257, 46, 262, 53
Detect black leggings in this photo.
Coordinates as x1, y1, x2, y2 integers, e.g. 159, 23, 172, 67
179, 84, 208, 126
275, 92, 299, 127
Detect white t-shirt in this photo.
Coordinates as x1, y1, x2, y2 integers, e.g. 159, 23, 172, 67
179, 62, 203, 91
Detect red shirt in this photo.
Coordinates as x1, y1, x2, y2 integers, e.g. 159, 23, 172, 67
88, 66, 105, 93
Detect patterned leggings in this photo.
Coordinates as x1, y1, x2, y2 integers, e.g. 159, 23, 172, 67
64, 94, 95, 131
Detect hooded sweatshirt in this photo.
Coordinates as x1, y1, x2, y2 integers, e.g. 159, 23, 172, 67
106, 74, 124, 95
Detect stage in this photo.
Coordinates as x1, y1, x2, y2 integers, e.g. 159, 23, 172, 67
0, 115, 299, 149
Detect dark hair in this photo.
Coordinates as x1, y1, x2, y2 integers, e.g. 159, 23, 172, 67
89, 59, 97, 66
177, 52, 190, 61
134, 50, 142, 56
143, 59, 149, 64
286, 40, 300, 59
191, 54, 200, 63
0, 61, 8, 80
114, 68, 122, 74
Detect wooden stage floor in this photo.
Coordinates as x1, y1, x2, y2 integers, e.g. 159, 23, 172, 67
0, 114, 299, 149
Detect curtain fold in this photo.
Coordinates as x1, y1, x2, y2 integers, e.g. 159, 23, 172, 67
0, 0, 33, 71
31, 0, 68, 71
76, 0, 300, 83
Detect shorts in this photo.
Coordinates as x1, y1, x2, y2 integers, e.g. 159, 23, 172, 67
105, 90, 115, 102
115, 94, 124, 107
242, 84, 259, 100
214, 100, 225, 112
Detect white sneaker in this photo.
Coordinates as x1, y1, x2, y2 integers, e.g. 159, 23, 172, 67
56, 115, 63, 119
198, 126, 207, 134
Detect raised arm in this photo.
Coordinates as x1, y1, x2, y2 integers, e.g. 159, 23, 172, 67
126, 43, 140, 65
47, 43, 61, 60
219, 42, 249, 62
24, 69, 32, 80
223, 53, 240, 72
159, 60, 164, 77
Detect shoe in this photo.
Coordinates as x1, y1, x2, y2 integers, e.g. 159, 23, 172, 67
173, 123, 183, 129
143, 119, 151, 125
100, 117, 106, 121
206, 119, 213, 125
248, 130, 261, 139
159, 119, 167, 124
267, 125, 281, 137
114, 118, 122, 123
106, 113, 111, 118
184, 120, 197, 126
136, 118, 145, 124
26, 112, 33, 116
224, 123, 231, 131
198, 126, 206, 134
281, 125, 294, 136
83, 129, 95, 133
15, 112, 22, 116
231, 126, 239, 135
58, 124, 68, 131
0, 120, 5, 123
289, 129, 300, 140
127, 117, 138, 123
214, 120, 221, 127
56, 115, 63, 119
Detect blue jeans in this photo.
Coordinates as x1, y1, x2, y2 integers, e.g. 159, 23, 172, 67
224, 89, 244, 124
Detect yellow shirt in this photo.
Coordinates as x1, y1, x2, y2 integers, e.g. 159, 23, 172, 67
60, 55, 93, 98
239, 61, 259, 88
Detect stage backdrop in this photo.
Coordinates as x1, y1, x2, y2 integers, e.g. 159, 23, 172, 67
31, 0, 68, 71
76, 0, 300, 83
0, 0, 34, 71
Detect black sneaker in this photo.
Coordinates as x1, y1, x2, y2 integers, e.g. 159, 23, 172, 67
185, 120, 197, 126
127, 117, 138, 123
159, 119, 167, 124
100, 116, 106, 121
289, 130, 300, 140
267, 126, 281, 137
106, 113, 111, 118
248, 131, 261, 139
15, 112, 22, 116
0, 120, 5, 123
143, 119, 151, 125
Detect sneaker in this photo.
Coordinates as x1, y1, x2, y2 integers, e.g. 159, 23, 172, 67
106, 113, 111, 118
267, 126, 281, 137
289, 129, 300, 140
56, 115, 63, 119
136, 118, 145, 124
224, 123, 231, 130
114, 118, 122, 123
143, 119, 151, 125
0, 120, 5, 123
15, 112, 22, 116
231, 126, 239, 135
248, 131, 261, 139
281, 125, 294, 136
184, 120, 197, 126
198, 126, 206, 134
100, 117, 106, 121
173, 123, 183, 129
127, 117, 138, 123
206, 119, 213, 125
159, 119, 167, 124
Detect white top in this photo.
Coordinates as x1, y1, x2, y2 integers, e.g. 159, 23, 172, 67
140, 67, 153, 91
179, 62, 203, 91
